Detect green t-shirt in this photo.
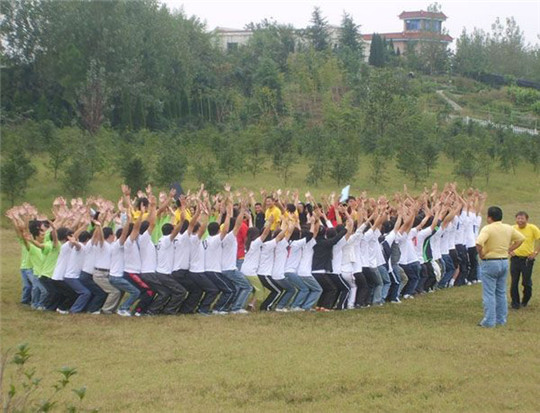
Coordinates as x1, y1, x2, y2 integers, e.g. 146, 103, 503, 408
18, 239, 31, 269
40, 240, 61, 278
27, 244, 44, 276
152, 215, 171, 244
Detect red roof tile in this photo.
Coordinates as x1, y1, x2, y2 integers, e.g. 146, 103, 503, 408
398, 10, 447, 20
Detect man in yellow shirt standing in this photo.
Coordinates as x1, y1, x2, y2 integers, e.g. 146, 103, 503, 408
476, 206, 524, 328
264, 196, 281, 231
510, 211, 540, 309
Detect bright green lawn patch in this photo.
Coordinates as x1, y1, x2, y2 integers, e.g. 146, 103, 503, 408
1, 226, 540, 412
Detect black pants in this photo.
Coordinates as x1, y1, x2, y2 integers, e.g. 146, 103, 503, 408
423, 262, 437, 291
363, 267, 381, 302
142, 272, 188, 315
205, 272, 236, 312
79, 271, 107, 312
258, 275, 283, 311
353, 272, 370, 307
312, 273, 337, 309
455, 244, 470, 286
467, 247, 479, 282
510, 256, 535, 307
328, 274, 350, 310
42, 278, 77, 311
189, 272, 219, 314
174, 270, 204, 314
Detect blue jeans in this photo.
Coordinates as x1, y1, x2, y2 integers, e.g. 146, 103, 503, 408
378, 266, 391, 302
222, 269, 252, 311
479, 259, 509, 327
64, 278, 92, 313
274, 277, 297, 309
438, 254, 455, 288
285, 272, 309, 308
20, 268, 33, 304
298, 276, 323, 310
30, 273, 48, 308
109, 276, 141, 312
401, 262, 421, 295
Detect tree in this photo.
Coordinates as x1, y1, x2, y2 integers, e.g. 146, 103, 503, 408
0, 148, 36, 206
154, 149, 188, 187
78, 59, 108, 135
337, 12, 364, 84
307, 7, 330, 52
122, 156, 148, 193
61, 156, 93, 197
454, 149, 480, 186
368, 34, 385, 67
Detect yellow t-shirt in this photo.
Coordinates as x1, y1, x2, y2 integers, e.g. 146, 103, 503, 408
174, 208, 192, 224
131, 210, 149, 221
512, 223, 540, 257
476, 222, 525, 259
265, 206, 282, 231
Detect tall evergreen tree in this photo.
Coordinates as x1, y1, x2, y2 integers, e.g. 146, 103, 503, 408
368, 34, 385, 67
307, 7, 330, 52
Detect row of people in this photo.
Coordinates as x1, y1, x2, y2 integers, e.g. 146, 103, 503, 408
6, 183, 491, 316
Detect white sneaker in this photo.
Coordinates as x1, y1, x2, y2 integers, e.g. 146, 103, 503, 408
231, 309, 249, 314
56, 309, 69, 315
117, 310, 131, 317
275, 308, 289, 312
212, 310, 228, 315
449, 279, 455, 287
467, 281, 472, 286
403, 294, 415, 300
89, 310, 101, 315
134, 312, 142, 317
290, 307, 305, 312
390, 299, 402, 304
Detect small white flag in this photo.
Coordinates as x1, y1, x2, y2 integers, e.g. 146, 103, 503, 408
339, 185, 350, 203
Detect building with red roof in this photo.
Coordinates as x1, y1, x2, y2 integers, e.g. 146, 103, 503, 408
362, 10, 453, 56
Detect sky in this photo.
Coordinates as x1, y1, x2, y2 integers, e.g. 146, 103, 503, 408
164, 0, 540, 47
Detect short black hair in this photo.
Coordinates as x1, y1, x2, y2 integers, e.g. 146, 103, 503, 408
286, 203, 296, 214
78, 231, 91, 243
57, 227, 72, 242
29, 220, 41, 238
162, 223, 174, 236
515, 211, 529, 219
103, 227, 114, 239
116, 228, 123, 238
487, 206, 503, 222
255, 202, 262, 207
135, 197, 149, 210
207, 222, 220, 236
139, 221, 150, 234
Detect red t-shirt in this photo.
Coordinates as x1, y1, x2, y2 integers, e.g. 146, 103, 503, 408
236, 221, 249, 259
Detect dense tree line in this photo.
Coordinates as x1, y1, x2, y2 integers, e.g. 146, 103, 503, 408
1, 1, 538, 204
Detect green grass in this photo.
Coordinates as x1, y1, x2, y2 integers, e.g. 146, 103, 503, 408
1, 155, 540, 411
1, 228, 540, 412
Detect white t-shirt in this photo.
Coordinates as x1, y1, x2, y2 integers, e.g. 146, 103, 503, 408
361, 229, 376, 268
371, 229, 386, 267
447, 219, 457, 250
414, 227, 433, 264
64, 244, 84, 279
474, 215, 482, 238
464, 212, 477, 248
123, 237, 141, 274
94, 241, 112, 270
189, 235, 205, 273
81, 242, 96, 274
342, 231, 361, 273
240, 237, 263, 276
156, 235, 175, 275
284, 238, 306, 274
398, 229, 419, 265
52, 242, 71, 281
109, 239, 124, 277
331, 236, 347, 274
221, 232, 237, 271
439, 227, 450, 255
257, 239, 277, 276
297, 238, 316, 277
455, 212, 466, 245
204, 234, 223, 273
271, 239, 288, 280
173, 232, 191, 271
139, 231, 157, 274
430, 229, 443, 261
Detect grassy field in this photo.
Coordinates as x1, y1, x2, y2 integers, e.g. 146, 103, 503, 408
1, 157, 540, 411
